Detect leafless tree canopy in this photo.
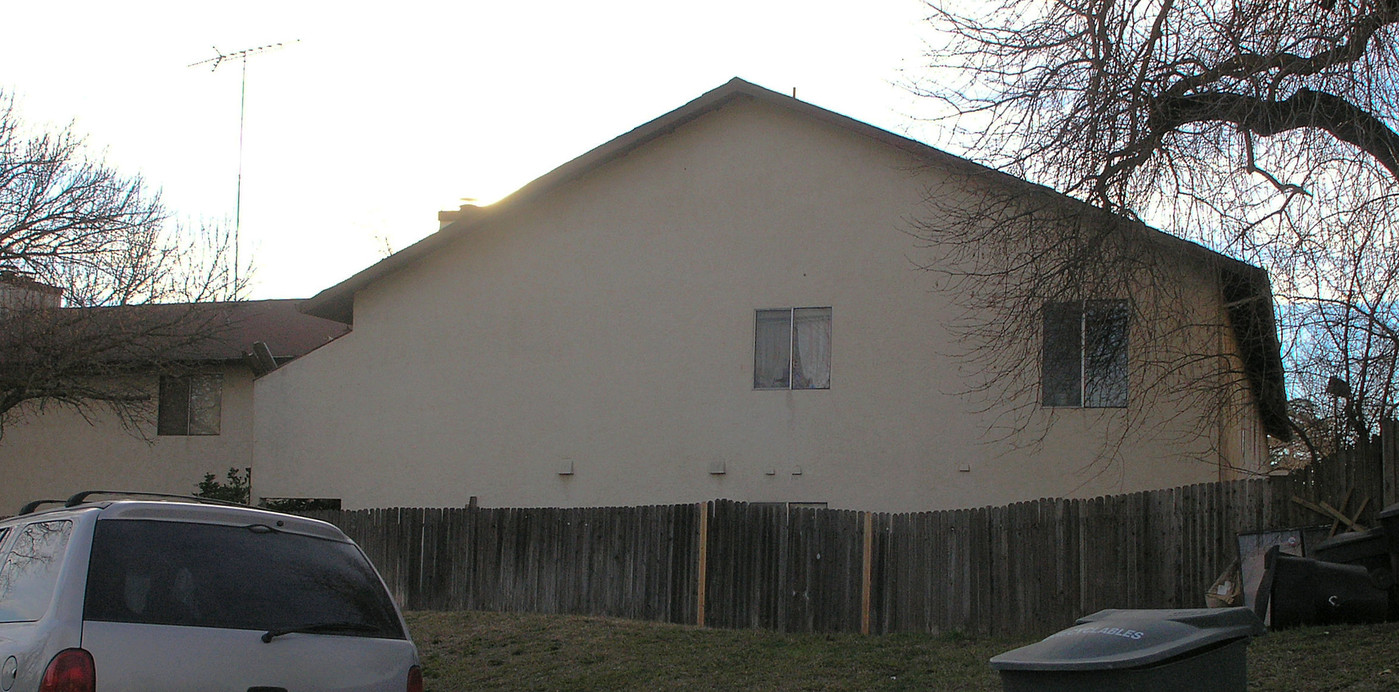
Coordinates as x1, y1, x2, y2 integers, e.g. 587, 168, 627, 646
915, 0, 1399, 455
0, 92, 245, 439
920, 0, 1399, 216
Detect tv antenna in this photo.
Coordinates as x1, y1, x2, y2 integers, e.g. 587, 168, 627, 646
189, 40, 299, 288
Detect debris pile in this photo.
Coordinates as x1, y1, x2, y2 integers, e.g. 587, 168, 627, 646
1255, 502, 1399, 628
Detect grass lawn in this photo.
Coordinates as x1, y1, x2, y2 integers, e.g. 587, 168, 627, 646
405, 611, 1399, 691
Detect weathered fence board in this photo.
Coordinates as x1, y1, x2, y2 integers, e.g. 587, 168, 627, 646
304, 474, 1375, 638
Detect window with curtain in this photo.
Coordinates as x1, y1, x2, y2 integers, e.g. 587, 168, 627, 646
754, 307, 831, 390
1042, 299, 1128, 408
158, 374, 223, 436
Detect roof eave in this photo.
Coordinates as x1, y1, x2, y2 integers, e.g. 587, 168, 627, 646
1220, 264, 1291, 441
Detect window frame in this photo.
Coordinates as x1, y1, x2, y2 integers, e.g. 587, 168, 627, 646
753, 306, 832, 391
157, 373, 224, 436
1041, 299, 1129, 409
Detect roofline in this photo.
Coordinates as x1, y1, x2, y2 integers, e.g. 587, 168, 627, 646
303, 77, 1265, 322
301, 78, 981, 323
40, 297, 345, 368
299, 77, 1289, 438
67, 297, 309, 311
64, 298, 306, 365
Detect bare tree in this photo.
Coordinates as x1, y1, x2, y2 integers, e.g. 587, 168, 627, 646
0, 91, 246, 440
911, 0, 1399, 461
1281, 206, 1399, 449
918, 0, 1399, 218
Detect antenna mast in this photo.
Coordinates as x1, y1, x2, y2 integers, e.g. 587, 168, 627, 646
189, 40, 299, 289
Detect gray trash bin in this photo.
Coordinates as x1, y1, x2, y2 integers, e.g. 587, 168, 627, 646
989, 607, 1265, 691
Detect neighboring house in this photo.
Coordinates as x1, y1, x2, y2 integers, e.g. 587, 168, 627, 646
0, 269, 62, 310
0, 293, 348, 513
253, 78, 1288, 512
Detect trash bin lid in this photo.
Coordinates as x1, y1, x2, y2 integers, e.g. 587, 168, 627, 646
989, 607, 1265, 672
1311, 528, 1388, 560
1314, 527, 1386, 549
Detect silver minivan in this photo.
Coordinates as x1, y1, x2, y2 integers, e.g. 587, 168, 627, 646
0, 494, 422, 692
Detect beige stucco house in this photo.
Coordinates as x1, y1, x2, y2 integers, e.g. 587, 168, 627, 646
252, 78, 1288, 512
0, 297, 347, 514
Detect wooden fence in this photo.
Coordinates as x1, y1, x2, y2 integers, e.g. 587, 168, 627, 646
322, 504, 702, 621
1280, 438, 1390, 525
306, 474, 1367, 639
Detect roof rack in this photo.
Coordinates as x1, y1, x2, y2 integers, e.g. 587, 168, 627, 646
17, 499, 66, 516
63, 490, 250, 509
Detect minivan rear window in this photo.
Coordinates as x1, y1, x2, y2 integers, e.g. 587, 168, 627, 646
83, 520, 404, 639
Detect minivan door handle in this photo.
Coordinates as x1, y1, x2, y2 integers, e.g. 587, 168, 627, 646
247, 687, 289, 692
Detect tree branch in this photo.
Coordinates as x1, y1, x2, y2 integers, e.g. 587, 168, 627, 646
1150, 88, 1399, 179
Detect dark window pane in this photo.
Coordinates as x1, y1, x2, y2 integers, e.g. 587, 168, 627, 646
1042, 302, 1082, 407
83, 520, 404, 640
158, 375, 222, 436
754, 310, 792, 389
1084, 300, 1129, 408
157, 376, 190, 436
0, 520, 73, 623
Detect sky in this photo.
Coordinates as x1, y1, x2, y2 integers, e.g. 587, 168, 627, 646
2, 1, 937, 299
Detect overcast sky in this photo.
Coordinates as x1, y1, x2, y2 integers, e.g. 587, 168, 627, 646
3, 1, 937, 299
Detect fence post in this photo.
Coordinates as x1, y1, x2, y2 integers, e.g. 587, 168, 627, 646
861, 511, 873, 635
1384, 419, 1398, 507
697, 501, 709, 627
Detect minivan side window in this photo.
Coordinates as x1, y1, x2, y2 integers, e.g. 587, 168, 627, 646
0, 521, 74, 622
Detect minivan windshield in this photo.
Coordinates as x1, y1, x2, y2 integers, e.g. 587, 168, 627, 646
83, 519, 404, 639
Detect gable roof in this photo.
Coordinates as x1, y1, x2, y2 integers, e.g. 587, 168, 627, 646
301, 77, 1289, 439
303, 77, 963, 325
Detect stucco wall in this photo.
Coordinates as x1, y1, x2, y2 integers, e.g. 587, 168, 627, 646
0, 364, 254, 514
253, 98, 1263, 511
